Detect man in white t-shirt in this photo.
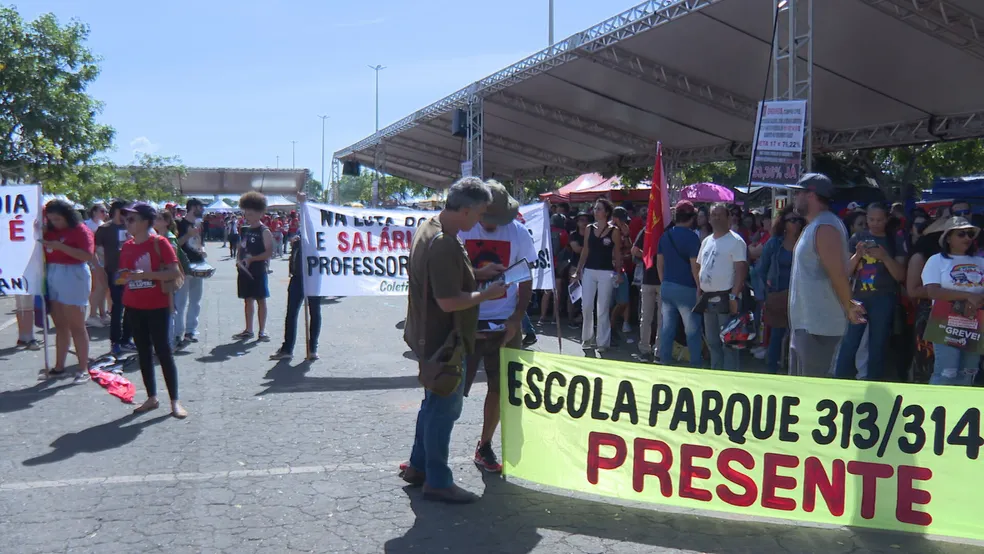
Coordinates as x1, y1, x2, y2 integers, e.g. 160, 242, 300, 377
697, 203, 748, 370
459, 181, 535, 474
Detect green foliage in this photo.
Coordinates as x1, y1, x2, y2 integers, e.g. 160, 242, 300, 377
304, 177, 325, 201
41, 153, 186, 205
0, 6, 114, 183
815, 139, 984, 200
336, 171, 432, 205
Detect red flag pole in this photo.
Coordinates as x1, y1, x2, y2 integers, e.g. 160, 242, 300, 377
642, 142, 670, 270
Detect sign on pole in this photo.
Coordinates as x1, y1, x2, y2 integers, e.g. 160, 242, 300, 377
0, 185, 44, 296
749, 100, 807, 188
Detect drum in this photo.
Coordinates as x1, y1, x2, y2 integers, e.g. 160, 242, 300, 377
188, 262, 216, 279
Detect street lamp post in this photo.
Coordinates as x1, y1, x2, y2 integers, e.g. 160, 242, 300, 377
319, 115, 329, 201
290, 140, 297, 169
368, 64, 386, 207
276, 155, 279, 169
549, 0, 554, 46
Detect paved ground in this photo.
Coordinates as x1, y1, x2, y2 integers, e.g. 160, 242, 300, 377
1, 255, 982, 554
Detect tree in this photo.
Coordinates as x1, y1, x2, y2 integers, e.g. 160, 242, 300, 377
304, 177, 325, 201
815, 139, 984, 201
336, 171, 432, 205
41, 153, 185, 206
0, 7, 114, 183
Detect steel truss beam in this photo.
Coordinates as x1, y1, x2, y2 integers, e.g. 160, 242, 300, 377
353, 152, 459, 182
419, 120, 582, 173
586, 47, 759, 121
467, 93, 484, 178
329, 157, 340, 204
859, 0, 984, 62
489, 91, 656, 152
334, 0, 719, 159
816, 109, 984, 151
384, 136, 512, 177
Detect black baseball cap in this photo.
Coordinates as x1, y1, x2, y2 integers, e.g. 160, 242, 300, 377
788, 173, 835, 199
122, 202, 158, 221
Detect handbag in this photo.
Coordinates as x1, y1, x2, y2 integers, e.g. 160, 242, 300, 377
762, 290, 789, 328
415, 233, 464, 397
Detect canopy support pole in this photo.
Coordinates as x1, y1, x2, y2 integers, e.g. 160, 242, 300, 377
773, 0, 814, 173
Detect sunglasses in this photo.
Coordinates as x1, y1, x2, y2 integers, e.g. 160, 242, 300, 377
952, 230, 974, 239
953, 209, 972, 216
125, 216, 142, 225
784, 217, 805, 224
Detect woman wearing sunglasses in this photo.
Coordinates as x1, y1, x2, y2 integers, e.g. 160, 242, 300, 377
921, 217, 984, 386
757, 206, 805, 374
118, 203, 187, 418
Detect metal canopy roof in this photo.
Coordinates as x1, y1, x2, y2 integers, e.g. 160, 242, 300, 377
173, 168, 309, 194
335, 0, 984, 189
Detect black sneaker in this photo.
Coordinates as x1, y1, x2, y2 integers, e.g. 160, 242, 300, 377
183, 333, 199, 344
522, 333, 538, 347
473, 440, 503, 473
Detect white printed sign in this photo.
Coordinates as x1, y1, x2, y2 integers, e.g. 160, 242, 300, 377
750, 100, 807, 188
300, 202, 554, 297
0, 185, 43, 296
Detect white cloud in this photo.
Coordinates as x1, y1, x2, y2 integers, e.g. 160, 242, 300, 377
129, 136, 159, 155
331, 17, 384, 29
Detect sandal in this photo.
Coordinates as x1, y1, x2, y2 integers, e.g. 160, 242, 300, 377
257, 332, 271, 342
232, 330, 254, 340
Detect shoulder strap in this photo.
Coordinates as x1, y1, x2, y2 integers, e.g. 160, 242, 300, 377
666, 229, 690, 265
417, 231, 445, 352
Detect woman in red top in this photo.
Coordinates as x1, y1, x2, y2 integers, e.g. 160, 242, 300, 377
118, 203, 187, 418
42, 200, 95, 383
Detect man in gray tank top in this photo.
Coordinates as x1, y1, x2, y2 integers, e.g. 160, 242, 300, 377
787, 173, 866, 377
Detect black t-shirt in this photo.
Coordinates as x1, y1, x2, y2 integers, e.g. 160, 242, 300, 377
94, 222, 128, 274
240, 224, 268, 269
634, 231, 660, 286
176, 218, 205, 263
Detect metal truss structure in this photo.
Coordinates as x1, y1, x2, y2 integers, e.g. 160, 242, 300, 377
466, 90, 484, 179
588, 47, 759, 122
858, 0, 984, 62
334, 0, 720, 161
329, 157, 340, 204
334, 0, 984, 189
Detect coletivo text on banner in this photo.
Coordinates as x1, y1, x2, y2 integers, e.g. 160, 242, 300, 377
0, 185, 44, 296
300, 202, 553, 297
500, 349, 984, 541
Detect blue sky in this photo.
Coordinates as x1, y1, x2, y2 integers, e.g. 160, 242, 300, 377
19, 0, 634, 181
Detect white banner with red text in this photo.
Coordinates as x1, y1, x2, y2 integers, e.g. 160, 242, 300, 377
0, 185, 44, 296
300, 202, 553, 297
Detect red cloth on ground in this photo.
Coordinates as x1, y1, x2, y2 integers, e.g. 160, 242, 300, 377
88, 369, 135, 403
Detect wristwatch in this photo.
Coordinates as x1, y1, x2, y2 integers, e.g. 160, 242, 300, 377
729, 293, 740, 301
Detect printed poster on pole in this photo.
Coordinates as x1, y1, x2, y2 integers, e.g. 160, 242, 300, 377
300, 202, 554, 297
749, 100, 807, 188
0, 185, 44, 296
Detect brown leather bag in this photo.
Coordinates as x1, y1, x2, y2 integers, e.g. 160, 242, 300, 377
415, 233, 463, 397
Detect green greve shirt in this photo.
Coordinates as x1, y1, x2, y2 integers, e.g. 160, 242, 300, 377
404, 217, 479, 361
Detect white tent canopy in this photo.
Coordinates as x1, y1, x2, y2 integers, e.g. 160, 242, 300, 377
204, 199, 235, 213
266, 195, 297, 209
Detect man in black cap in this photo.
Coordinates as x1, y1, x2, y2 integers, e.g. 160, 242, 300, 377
459, 180, 536, 474
788, 173, 866, 377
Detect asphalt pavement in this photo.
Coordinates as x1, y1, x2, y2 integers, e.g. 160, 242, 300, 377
0, 254, 982, 554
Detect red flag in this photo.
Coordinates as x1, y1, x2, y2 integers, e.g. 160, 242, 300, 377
642, 142, 670, 270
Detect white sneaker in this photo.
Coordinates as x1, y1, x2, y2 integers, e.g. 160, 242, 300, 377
753, 348, 767, 360
86, 316, 105, 328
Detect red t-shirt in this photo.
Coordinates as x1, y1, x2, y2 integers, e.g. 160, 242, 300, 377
270, 219, 283, 233
288, 219, 299, 233
44, 225, 94, 265
119, 235, 179, 310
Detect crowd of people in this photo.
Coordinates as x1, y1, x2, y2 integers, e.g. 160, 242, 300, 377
400, 173, 984, 506
530, 173, 984, 387
20, 193, 323, 419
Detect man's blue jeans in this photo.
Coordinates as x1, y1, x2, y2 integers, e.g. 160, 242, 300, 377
835, 293, 895, 380
767, 327, 787, 374
704, 310, 740, 371
522, 313, 535, 335
408, 377, 465, 488
659, 282, 703, 367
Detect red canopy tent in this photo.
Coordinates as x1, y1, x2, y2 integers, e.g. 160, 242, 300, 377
539, 173, 650, 204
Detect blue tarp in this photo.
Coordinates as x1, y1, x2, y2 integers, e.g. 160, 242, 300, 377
924, 175, 984, 201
